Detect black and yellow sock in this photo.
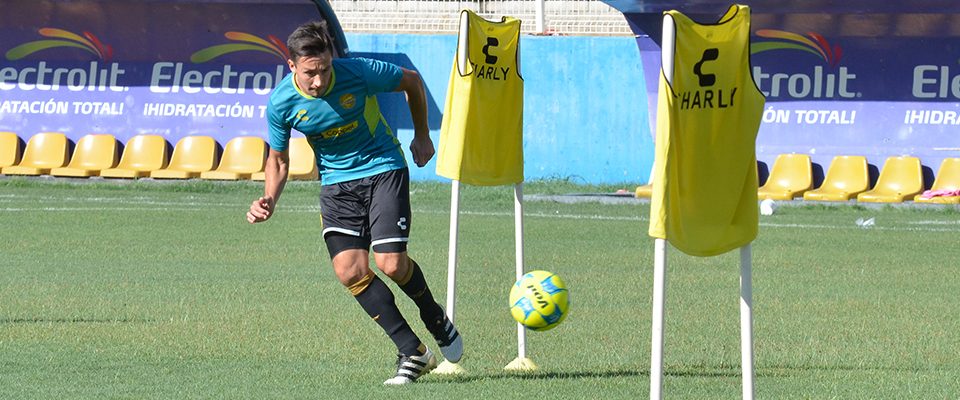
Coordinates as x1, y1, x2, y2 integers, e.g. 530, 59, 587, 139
351, 269, 422, 356
395, 258, 445, 325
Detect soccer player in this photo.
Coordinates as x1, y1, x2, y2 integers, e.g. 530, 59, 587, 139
247, 20, 461, 385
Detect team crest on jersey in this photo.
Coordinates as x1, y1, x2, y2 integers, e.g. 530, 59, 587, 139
339, 93, 356, 109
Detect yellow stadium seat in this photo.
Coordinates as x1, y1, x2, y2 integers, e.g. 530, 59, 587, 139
802, 156, 870, 201
100, 135, 169, 178
50, 134, 118, 177
757, 154, 812, 200
857, 156, 924, 203
200, 136, 266, 180
1, 132, 68, 175
151, 136, 219, 179
914, 158, 960, 204
252, 138, 318, 181
635, 183, 652, 198
0, 132, 21, 168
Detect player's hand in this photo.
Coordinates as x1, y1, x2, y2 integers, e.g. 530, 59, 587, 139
247, 196, 276, 223
409, 134, 435, 167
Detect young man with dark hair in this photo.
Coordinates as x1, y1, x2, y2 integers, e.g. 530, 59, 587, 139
247, 20, 461, 385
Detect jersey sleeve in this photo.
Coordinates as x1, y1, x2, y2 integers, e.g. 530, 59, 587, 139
358, 57, 404, 94
266, 97, 291, 152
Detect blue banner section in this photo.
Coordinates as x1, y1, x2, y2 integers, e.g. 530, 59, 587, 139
0, 0, 334, 146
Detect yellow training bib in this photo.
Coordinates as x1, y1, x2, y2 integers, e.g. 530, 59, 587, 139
648, 5, 766, 257
436, 9, 524, 186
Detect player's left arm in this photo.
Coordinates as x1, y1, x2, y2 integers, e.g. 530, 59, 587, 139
394, 67, 434, 167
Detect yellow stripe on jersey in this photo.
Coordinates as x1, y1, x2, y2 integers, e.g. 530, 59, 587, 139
364, 96, 380, 136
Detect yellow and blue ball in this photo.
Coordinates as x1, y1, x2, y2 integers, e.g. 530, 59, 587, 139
509, 270, 569, 331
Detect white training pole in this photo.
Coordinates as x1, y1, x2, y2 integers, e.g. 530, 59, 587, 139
445, 180, 462, 322
740, 243, 755, 400
535, 0, 546, 34
435, 179, 466, 374
650, 238, 668, 400
661, 15, 676, 88
514, 182, 527, 359
650, 14, 675, 400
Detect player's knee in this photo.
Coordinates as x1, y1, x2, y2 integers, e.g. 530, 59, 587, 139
375, 252, 408, 281
332, 251, 371, 287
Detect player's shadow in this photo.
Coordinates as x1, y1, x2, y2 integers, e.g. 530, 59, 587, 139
424, 364, 815, 385
352, 52, 444, 131
427, 368, 649, 384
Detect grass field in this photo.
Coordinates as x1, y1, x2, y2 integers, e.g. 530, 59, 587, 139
1, 178, 959, 399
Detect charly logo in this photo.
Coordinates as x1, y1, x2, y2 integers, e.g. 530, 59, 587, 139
6, 28, 113, 62
679, 48, 735, 110
296, 109, 309, 122
482, 37, 499, 64
750, 30, 857, 99
471, 36, 510, 81
752, 30, 842, 68
190, 32, 289, 63
693, 48, 719, 87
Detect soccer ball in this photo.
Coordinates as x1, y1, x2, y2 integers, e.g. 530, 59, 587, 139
509, 270, 569, 331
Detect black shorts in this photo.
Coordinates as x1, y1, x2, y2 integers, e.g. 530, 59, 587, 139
320, 168, 411, 259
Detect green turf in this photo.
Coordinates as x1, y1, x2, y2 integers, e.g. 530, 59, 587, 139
1, 179, 958, 399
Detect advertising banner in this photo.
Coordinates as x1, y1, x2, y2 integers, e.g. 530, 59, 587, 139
750, 31, 960, 171
0, 0, 344, 147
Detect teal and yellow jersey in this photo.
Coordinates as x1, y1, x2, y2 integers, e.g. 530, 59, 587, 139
267, 57, 406, 185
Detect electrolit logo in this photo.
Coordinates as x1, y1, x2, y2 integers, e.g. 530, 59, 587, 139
751, 30, 859, 99
190, 32, 289, 63
5, 28, 113, 62
1, 28, 124, 92
150, 31, 289, 95
911, 60, 960, 99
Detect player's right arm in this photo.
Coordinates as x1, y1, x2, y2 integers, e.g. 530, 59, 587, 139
249, 95, 292, 223
247, 148, 289, 223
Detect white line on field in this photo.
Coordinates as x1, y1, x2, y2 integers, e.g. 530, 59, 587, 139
413, 208, 650, 222
759, 222, 960, 232
908, 220, 960, 225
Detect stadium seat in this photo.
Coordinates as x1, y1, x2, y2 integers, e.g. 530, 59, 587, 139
1, 132, 68, 175
635, 183, 652, 198
200, 136, 266, 180
802, 156, 870, 201
0, 132, 21, 169
914, 158, 960, 204
50, 134, 119, 177
252, 138, 318, 181
856, 156, 924, 203
150, 136, 219, 179
757, 154, 812, 200
100, 135, 169, 178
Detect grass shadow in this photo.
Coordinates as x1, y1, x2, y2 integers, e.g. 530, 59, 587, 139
0, 317, 155, 324
427, 368, 648, 384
